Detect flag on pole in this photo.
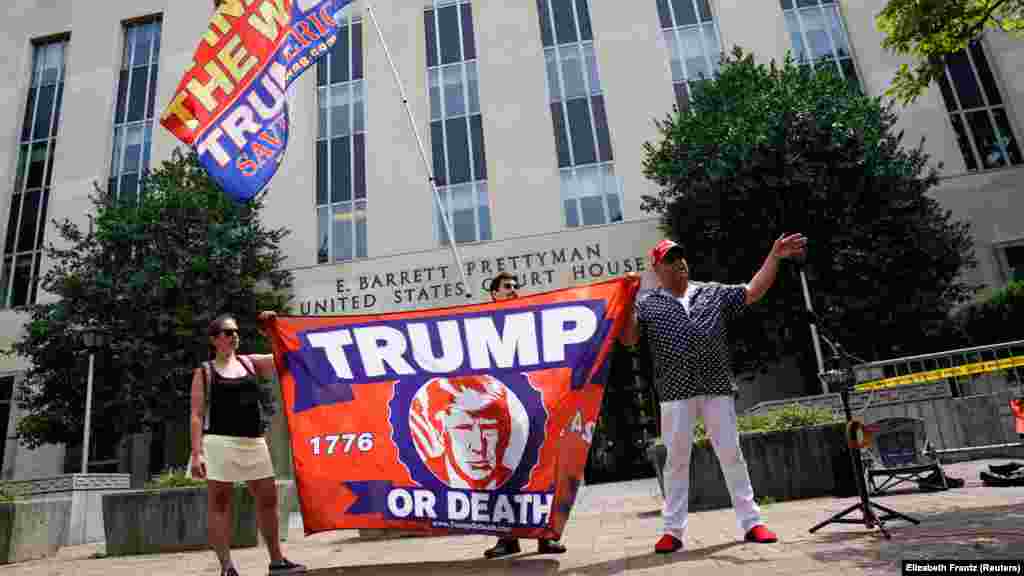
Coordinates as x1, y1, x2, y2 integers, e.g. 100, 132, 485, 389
160, 0, 353, 203
263, 277, 640, 539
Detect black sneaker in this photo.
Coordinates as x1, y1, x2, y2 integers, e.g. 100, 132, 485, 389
537, 539, 567, 554
268, 558, 307, 576
988, 462, 1023, 475
483, 537, 521, 559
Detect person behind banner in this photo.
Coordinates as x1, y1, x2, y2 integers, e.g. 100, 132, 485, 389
621, 234, 807, 554
481, 272, 568, 559
190, 314, 306, 576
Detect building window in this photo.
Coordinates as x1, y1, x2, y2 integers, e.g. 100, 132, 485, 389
655, 0, 721, 112
537, 0, 622, 228
1000, 244, 1024, 283
780, 0, 859, 90
426, 0, 491, 245
0, 376, 11, 471
937, 40, 1022, 172
109, 19, 161, 205
316, 10, 367, 263
3, 38, 68, 309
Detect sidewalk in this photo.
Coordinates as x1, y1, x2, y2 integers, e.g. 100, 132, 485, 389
3, 459, 1022, 575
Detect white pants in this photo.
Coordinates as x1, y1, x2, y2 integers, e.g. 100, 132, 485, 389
660, 395, 761, 540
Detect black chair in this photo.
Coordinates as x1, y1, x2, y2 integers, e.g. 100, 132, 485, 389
861, 417, 947, 494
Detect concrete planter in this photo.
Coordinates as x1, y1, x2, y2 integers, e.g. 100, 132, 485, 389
0, 474, 130, 546
645, 423, 856, 511
0, 498, 72, 564
102, 481, 294, 557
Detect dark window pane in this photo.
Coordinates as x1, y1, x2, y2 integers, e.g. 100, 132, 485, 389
551, 102, 571, 167
564, 199, 579, 227
127, 67, 148, 122
969, 41, 1001, 106
12, 255, 33, 307
552, 0, 578, 44
606, 191, 623, 222
108, 177, 118, 196
780, 0, 793, 9
445, 117, 471, 184
133, 24, 153, 66
840, 58, 860, 92
21, 87, 36, 142
796, 0, 818, 7
566, 98, 596, 165
45, 141, 56, 186
14, 145, 29, 192
937, 68, 957, 112
453, 211, 476, 244
352, 22, 363, 80
580, 195, 605, 226
354, 133, 366, 199
356, 212, 367, 258
33, 84, 55, 140
119, 174, 139, 205
317, 57, 327, 86
115, 69, 129, 123
461, 4, 476, 60
673, 82, 689, 113
470, 114, 486, 180
439, 5, 462, 64
52, 82, 64, 138
317, 207, 329, 262
425, 10, 438, 68
698, 0, 713, 21
16, 190, 40, 252
333, 207, 353, 261
671, 0, 698, 26
966, 110, 1004, 169
949, 114, 977, 171
656, 0, 673, 29
431, 120, 447, 186
591, 95, 613, 162
331, 136, 352, 202
35, 188, 49, 249
478, 192, 491, 241
4, 194, 21, 254
538, 0, 554, 46
0, 376, 11, 402
575, 0, 593, 41
992, 108, 1022, 165
333, 28, 351, 83
946, 50, 983, 110
146, 65, 158, 119
28, 142, 48, 189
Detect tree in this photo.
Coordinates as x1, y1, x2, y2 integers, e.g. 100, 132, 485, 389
877, 0, 1024, 103
641, 48, 977, 378
8, 149, 293, 449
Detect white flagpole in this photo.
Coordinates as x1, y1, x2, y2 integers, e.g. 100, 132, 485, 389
364, 0, 473, 299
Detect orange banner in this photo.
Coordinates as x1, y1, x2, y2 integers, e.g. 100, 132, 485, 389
265, 276, 640, 539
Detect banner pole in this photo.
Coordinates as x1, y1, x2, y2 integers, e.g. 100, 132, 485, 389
364, 0, 473, 299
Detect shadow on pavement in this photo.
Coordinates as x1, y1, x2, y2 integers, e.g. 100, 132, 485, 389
307, 558, 561, 575
555, 541, 748, 575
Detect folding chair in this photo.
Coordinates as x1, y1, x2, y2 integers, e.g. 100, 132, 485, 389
861, 417, 946, 495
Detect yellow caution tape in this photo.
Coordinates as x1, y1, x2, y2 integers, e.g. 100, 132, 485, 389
855, 355, 1024, 391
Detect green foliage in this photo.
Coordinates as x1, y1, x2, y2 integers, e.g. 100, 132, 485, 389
950, 280, 1024, 345
692, 404, 839, 445
145, 468, 207, 489
641, 48, 977, 374
877, 0, 1024, 103
9, 149, 294, 449
0, 487, 13, 502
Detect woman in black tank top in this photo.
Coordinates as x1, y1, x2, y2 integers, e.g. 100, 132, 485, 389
189, 313, 305, 576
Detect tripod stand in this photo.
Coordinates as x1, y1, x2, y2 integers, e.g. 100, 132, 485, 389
806, 326, 918, 539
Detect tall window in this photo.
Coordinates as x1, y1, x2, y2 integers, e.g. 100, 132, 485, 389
3, 38, 67, 309
655, 0, 721, 112
426, 0, 491, 245
780, 0, 859, 90
109, 19, 161, 204
316, 10, 367, 263
1003, 244, 1024, 283
0, 376, 11, 472
537, 0, 621, 228
936, 40, 1022, 172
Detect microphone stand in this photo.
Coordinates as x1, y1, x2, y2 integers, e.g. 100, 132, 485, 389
805, 313, 918, 539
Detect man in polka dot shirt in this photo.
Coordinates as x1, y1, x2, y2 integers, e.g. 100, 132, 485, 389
621, 233, 807, 554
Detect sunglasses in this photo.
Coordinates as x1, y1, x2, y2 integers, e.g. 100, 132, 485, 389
218, 329, 239, 337
500, 282, 518, 290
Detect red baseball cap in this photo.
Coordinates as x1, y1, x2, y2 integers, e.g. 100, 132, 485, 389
650, 239, 684, 266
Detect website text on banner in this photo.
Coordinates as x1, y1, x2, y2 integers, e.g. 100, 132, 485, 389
264, 277, 640, 539
161, 0, 353, 203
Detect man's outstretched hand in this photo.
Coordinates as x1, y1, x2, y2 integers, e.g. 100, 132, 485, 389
771, 233, 808, 260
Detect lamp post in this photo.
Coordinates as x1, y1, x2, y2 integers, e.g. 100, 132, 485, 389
79, 327, 111, 474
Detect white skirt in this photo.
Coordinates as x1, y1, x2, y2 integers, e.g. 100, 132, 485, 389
202, 435, 275, 483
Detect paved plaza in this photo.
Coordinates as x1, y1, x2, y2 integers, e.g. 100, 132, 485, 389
4, 459, 1022, 575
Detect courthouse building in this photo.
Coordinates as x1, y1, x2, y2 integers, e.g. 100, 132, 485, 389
0, 0, 1021, 481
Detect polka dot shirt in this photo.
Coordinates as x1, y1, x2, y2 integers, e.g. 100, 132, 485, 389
635, 281, 748, 402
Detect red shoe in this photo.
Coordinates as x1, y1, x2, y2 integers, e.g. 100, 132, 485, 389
744, 525, 778, 543
655, 534, 683, 554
